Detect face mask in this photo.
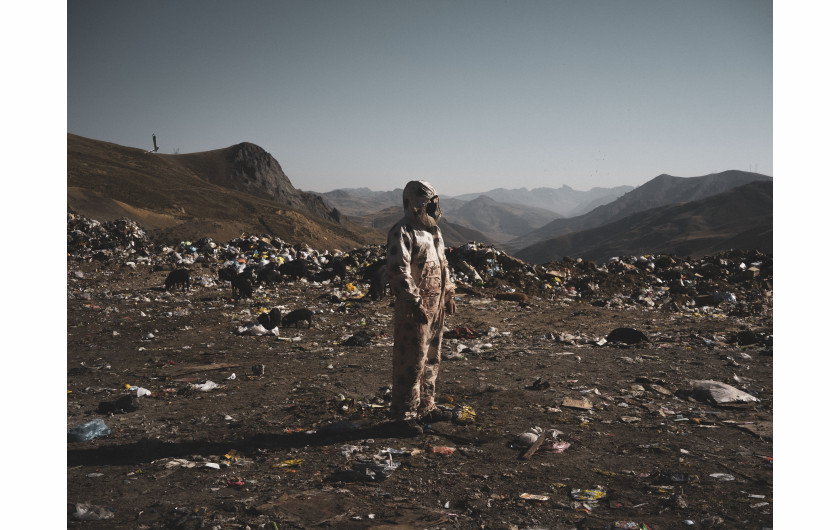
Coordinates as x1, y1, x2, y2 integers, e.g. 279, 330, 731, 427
425, 196, 441, 220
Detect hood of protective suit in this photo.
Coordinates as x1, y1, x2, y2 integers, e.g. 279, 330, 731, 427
402, 180, 441, 230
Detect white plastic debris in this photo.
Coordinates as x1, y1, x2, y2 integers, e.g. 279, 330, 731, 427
130, 386, 152, 397
70, 503, 114, 521
236, 323, 280, 336
689, 380, 760, 404
709, 473, 735, 481
190, 380, 218, 392
513, 427, 543, 448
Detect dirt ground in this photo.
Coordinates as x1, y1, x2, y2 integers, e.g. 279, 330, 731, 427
67, 254, 772, 529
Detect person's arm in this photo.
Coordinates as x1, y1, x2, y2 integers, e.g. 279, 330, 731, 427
387, 225, 420, 304
387, 225, 429, 324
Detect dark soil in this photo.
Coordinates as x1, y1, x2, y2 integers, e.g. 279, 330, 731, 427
67, 248, 772, 529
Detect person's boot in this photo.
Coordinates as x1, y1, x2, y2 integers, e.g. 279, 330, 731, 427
388, 419, 424, 437
417, 407, 453, 424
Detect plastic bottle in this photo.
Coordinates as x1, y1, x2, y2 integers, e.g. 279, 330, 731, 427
68, 418, 111, 442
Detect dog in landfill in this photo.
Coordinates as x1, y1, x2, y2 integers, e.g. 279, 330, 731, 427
257, 307, 282, 329
281, 308, 314, 328
218, 265, 239, 283
164, 268, 191, 291
231, 272, 254, 301
279, 259, 308, 281
326, 254, 353, 282
361, 259, 390, 300
257, 267, 284, 285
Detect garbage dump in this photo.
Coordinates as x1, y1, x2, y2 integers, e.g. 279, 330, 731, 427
67, 214, 771, 320
66, 213, 773, 529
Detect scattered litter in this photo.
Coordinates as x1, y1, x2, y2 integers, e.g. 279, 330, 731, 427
190, 380, 219, 392
274, 459, 304, 468
709, 473, 735, 481
536, 440, 571, 454
453, 405, 476, 424
656, 471, 697, 484
561, 397, 593, 410
65, 215, 773, 526
236, 323, 280, 336
341, 459, 401, 482
689, 380, 760, 404
513, 427, 543, 448
570, 488, 607, 501
519, 493, 549, 501
129, 385, 152, 397
608, 523, 651, 530
444, 326, 478, 339
68, 418, 111, 442
69, 503, 114, 521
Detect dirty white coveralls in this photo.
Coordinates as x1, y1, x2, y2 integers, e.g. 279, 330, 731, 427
386, 181, 456, 420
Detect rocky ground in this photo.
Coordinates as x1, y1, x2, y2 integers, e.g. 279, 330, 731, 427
66, 216, 772, 529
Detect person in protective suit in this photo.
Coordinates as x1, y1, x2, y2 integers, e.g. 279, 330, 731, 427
386, 180, 456, 427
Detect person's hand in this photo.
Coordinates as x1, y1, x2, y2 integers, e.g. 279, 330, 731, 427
445, 297, 456, 315
412, 303, 429, 324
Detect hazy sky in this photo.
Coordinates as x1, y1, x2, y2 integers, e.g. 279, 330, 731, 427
67, 0, 772, 196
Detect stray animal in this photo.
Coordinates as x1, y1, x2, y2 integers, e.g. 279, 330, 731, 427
257, 268, 284, 285
165, 268, 190, 291
494, 292, 529, 303
606, 327, 650, 344
282, 308, 314, 328
218, 266, 238, 283
279, 260, 308, 281
326, 255, 351, 281
231, 273, 253, 301
362, 259, 390, 300
257, 307, 283, 330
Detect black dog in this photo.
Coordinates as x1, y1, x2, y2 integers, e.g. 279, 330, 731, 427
257, 268, 284, 285
165, 268, 190, 291
257, 307, 283, 329
282, 308, 314, 328
231, 272, 253, 301
361, 259, 390, 300
279, 259, 308, 281
218, 265, 238, 283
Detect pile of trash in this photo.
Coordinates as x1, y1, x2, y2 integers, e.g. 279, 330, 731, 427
67, 213, 154, 261
66, 214, 772, 316
444, 242, 771, 317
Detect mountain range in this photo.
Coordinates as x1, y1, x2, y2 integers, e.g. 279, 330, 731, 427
319, 190, 561, 243
319, 184, 633, 219
507, 170, 772, 250
67, 134, 772, 262
515, 179, 773, 264
452, 185, 635, 217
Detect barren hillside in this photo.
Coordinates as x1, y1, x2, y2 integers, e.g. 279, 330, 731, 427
67, 134, 382, 249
